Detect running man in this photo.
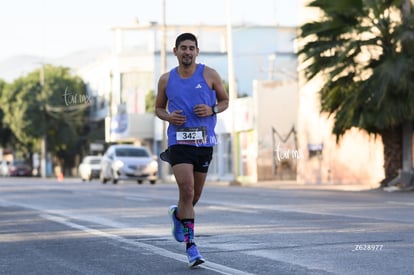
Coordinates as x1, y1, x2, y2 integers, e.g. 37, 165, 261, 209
155, 32, 229, 267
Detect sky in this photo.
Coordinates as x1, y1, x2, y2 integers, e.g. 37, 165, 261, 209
0, 0, 300, 62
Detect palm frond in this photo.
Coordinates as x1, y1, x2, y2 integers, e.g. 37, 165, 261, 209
298, 0, 414, 136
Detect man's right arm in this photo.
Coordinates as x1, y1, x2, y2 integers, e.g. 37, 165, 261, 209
155, 73, 186, 126
155, 73, 171, 122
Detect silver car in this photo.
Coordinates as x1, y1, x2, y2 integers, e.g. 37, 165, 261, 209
79, 156, 102, 181
100, 144, 158, 184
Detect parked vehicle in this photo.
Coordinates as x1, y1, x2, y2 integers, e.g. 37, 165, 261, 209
79, 156, 102, 181
100, 144, 158, 184
9, 161, 32, 177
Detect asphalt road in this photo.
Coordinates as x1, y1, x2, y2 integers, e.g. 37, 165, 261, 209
0, 177, 413, 275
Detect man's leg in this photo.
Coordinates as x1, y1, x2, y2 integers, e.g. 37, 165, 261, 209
193, 171, 207, 206
172, 163, 205, 267
168, 163, 194, 242
173, 163, 195, 219
168, 205, 184, 242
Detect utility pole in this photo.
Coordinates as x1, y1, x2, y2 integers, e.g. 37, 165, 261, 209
226, 0, 240, 185
160, 0, 169, 181
40, 65, 47, 178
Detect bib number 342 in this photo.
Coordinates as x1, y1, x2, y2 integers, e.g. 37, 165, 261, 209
176, 127, 206, 144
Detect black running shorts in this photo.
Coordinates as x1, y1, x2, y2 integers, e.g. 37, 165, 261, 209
169, 145, 213, 173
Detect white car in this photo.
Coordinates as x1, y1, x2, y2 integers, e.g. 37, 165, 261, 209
79, 156, 102, 181
100, 144, 158, 184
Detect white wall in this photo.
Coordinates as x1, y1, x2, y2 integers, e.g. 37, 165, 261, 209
253, 79, 299, 181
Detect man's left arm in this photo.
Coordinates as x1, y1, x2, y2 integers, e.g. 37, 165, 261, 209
211, 69, 229, 115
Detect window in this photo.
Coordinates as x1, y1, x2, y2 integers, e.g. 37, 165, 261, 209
115, 148, 149, 157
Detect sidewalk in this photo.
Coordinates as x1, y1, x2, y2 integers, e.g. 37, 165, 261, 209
206, 180, 381, 191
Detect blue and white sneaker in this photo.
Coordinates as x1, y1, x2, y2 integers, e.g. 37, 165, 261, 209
186, 244, 205, 267
168, 205, 184, 242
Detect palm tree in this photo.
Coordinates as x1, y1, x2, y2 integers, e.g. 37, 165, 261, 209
297, 0, 414, 188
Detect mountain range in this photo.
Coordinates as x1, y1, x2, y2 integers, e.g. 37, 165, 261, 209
0, 48, 110, 83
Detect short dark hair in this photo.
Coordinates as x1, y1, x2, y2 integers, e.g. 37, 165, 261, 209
175, 33, 198, 48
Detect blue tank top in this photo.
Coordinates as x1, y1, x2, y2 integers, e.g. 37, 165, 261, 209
166, 64, 217, 147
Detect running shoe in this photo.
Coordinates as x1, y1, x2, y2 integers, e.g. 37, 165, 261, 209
186, 244, 205, 267
168, 205, 184, 242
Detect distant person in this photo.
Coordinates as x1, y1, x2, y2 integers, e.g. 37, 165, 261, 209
155, 32, 229, 267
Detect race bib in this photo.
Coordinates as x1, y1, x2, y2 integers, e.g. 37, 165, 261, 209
176, 126, 206, 145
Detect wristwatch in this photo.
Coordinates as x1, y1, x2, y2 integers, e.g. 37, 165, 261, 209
212, 105, 219, 115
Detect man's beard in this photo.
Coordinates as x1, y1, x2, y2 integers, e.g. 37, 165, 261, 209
181, 56, 193, 67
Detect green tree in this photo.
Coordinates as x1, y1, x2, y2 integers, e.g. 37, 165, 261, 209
0, 79, 13, 148
0, 79, 34, 158
0, 65, 88, 172
298, 0, 414, 187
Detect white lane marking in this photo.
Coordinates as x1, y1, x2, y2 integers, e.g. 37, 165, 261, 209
41, 214, 255, 275
208, 205, 258, 214
201, 199, 404, 222
386, 201, 414, 207
124, 196, 151, 202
